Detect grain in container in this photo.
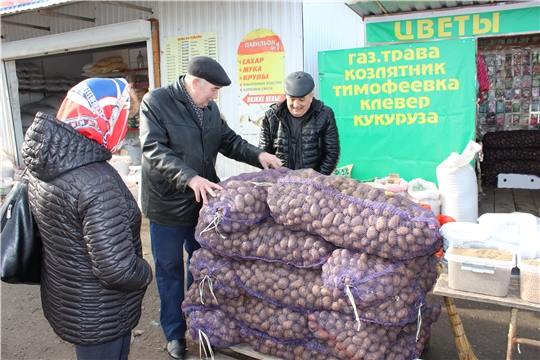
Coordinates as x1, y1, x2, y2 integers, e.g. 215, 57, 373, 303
446, 241, 516, 297
517, 243, 540, 304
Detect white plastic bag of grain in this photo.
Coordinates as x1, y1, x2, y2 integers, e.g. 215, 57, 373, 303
436, 141, 481, 223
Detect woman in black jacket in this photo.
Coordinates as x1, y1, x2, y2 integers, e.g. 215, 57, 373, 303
21, 78, 152, 360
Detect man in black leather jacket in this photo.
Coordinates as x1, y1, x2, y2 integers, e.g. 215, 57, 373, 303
259, 71, 340, 175
139, 56, 281, 360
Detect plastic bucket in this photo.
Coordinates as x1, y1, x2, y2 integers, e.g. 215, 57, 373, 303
440, 222, 491, 254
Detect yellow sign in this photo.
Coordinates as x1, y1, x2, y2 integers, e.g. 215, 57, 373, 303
237, 29, 286, 130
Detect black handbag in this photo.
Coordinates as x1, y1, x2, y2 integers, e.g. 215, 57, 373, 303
0, 175, 42, 284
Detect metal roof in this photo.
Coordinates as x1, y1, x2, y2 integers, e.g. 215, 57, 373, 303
345, 0, 536, 20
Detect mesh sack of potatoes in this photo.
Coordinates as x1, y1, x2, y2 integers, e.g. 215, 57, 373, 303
196, 216, 335, 268
243, 332, 340, 360
308, 310, 402, 359
188, 248, 245, 300
182, 281, 222, 312
235, 258, 425, 326
267, 169, 441, 261
322, 249, 439, 307
233, 295, 312, 342
308, 302, 441, 360
184, 276, 312, 343
198, 167, 291, 235
386, 302, 441, 360
186, 308, 243, 349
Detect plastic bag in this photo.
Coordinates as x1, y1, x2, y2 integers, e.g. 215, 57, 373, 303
407, 178, 441, 215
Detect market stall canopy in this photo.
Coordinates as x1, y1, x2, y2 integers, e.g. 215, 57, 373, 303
346, 0, 534, 20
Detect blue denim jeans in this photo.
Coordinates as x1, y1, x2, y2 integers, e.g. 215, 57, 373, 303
150, 222, 199, 341
75, 332, 131, 360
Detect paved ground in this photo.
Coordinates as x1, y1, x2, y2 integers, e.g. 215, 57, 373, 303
2, 217, 539, 360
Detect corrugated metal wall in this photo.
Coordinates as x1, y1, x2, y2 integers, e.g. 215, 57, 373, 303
2, 1, 365, 179
303, 1, 365, 96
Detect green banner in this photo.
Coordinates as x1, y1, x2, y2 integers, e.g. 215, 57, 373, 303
367, 6, 540, 44
318, 39, 477, 184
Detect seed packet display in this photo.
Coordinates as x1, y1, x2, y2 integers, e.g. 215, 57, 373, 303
523, 52, 531, 65
504, 100, 512, 113
513, 100, 521, 113
495, 53, 504, 66
533, 63, 540, 75
495, 78, 504, 89
531, 113, 539, 126
521, 100, 530, 112
505, 89, 514, 100
514, 76, 522, 88
514, 53, 522, 65
487, 66, 495, 77
479, 99, 487, 113
532, 52, 539, 63
486, 54, 496, 66
496, 113, 505, 126
532, 99, 539, 112
513, 88, 521, 99
523, 75, 532, 88
533, 87, 540, 98
488, 90, 496, 101
479, 114, 487, 125
505, 76, 513, 89
505, 113, 513, 125
522, 88, 531, 100
522, 114, 529, 125
487, 113, 496, 125
496, 100, 504, 113
514, 65, 522, 77
533, 75, 540, 87
513, 114, 521, 125
523, 64, 531, 76
496, 88, 505, 99
488, 100, 496, 113
505, 53, 513, 65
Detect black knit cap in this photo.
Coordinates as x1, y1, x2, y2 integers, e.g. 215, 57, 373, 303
284, 71, 315, 97
187, 56, 231, 86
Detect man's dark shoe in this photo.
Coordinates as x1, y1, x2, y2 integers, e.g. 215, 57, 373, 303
166, 339, 186, 360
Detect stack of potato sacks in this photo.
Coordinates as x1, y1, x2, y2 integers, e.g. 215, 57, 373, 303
183, 168, 442, 360
481, 130, 540, 186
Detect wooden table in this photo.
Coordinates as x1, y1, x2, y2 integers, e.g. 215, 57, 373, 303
433, 265, 540, 360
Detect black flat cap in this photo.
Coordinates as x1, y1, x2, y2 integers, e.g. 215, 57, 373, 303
284, 71, 315, 97
187, 56, 231, 86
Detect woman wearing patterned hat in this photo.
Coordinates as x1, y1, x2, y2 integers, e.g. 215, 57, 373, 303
21, 78, 153, 360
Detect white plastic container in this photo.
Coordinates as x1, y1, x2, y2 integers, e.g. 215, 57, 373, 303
440, 222, 491, 254
446, 241, 516, 297
477, 212, 540, 247
517, 244, 540, 304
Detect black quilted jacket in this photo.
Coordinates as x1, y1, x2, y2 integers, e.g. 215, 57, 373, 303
258, 99, 340, 175
21, 112, 153, 346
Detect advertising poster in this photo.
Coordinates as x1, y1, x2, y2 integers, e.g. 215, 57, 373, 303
319, 38, 477, 183
163, 32, 218, 85
237, 29, 285, 133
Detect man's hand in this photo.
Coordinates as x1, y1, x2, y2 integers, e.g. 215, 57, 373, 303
258, 152, 283, 170
187, 175, 223, 204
